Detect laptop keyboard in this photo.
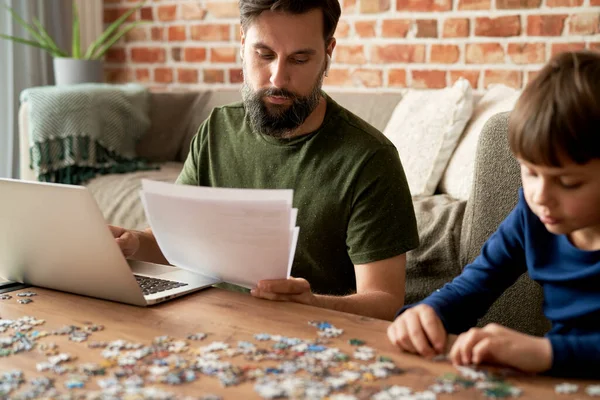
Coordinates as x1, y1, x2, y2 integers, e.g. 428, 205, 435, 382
134, 275, 188, 296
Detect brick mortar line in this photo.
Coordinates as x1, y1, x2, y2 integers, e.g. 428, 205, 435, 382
118, 36, 600, 46
334, 36, 600, 42
102, 4, 599, 14
113, 32, 600, 43
116, 83, 520, 95
105, 62, 548, 70
121, 82, 516, 95
104, 12, 599, 23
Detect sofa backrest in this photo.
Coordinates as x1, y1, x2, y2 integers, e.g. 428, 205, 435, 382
19, 88, 483, 191
461, 111, 550, 336
135, 89, 405, 164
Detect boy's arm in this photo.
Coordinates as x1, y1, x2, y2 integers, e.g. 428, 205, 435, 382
400, 194, 529, 334
547, 333, 600, 379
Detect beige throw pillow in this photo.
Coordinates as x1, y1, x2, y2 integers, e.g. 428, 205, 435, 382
438, 84, 522, 201
383, 78, 473, 196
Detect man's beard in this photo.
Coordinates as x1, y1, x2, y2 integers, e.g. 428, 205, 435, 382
241, 70, 324, 138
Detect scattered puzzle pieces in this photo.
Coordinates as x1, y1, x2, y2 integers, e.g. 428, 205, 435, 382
0, 314, 532, 400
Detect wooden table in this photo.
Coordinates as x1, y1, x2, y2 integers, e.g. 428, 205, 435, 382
0, 287, 596, 399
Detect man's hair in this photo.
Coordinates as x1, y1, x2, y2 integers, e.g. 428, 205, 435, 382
508, 50, 600, 166
239, 0, 341, 43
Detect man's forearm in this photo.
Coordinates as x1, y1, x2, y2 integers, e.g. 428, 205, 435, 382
313, 291, 404, 321
131, 229, 170, 265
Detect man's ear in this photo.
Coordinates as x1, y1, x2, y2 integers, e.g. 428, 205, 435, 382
327, 37, 337, 58
240, 27, 245, 60
324, 38, 336, 77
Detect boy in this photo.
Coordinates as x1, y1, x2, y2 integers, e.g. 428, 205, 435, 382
388, 50, 600, 378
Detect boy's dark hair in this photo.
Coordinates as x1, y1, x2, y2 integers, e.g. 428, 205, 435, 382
239, 0, 341, 44
508, 50, 600, 166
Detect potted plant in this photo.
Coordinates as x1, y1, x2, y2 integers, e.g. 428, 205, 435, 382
0, 1, 145, 85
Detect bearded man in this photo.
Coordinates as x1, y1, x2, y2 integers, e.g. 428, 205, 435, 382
111, 0, 418, 321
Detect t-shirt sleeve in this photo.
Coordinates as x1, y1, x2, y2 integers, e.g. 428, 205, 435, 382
175, 126, 203, 186
346, 145, 419, 265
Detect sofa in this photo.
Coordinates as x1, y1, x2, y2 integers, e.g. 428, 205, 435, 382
18, 88, 550, 336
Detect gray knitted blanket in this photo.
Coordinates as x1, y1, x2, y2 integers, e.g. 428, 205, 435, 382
20, 83, 157, 185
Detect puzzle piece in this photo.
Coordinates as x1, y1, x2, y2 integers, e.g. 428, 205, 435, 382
348, 338, 365, 346
587, 385, 600, 396
555, 382, 578, 394
16, 291, 37, 297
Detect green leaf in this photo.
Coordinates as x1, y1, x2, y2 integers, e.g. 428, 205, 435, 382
1, 4, 48, 47
84, 1, 145, 60
0, 33, 61, 57
32, 18, 67, 57
72, 1, 81, 58
91, 22, 144, 59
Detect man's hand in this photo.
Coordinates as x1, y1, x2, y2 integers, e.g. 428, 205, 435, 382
449, 323, 553, 373
250, 254, 406, 320
387, 304, 447, 358
108, 225, 140, 258
251, 277, 318, 306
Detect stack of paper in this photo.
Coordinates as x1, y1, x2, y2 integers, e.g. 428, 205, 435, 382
139, 180, 299, 289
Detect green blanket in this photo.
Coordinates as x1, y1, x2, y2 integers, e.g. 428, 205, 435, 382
20, 83, 157, 185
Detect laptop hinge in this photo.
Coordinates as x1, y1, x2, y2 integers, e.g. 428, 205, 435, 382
0, 281, 31, 294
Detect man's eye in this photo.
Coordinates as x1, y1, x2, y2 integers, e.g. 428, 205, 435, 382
258, 53, 274, 60
293, 58, 308, 64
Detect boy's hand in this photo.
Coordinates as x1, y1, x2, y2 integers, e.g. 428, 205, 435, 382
387, 304, 447, 358
449, 323, 552, 373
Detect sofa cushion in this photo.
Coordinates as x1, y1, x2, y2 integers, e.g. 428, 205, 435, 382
86, 162, 183, 230
328, 92, 404, 133
136, 92, 212, 163
178, 90, 245, 162
382, 78, 473, 196
173, 90, 405, 162
405, 194, 466, 306
461, 112, 550, 336
439, 84, 521, 200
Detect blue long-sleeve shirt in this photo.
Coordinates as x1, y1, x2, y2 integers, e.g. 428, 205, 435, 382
400, 189, 600, 378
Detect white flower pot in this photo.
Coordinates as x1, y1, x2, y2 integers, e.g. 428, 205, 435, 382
53, 58, 104, 86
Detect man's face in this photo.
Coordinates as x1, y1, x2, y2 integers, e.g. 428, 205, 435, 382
240, 9, 333, 137
520, 158, 600, 244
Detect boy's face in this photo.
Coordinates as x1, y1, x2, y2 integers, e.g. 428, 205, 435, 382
519, 158, 600, 247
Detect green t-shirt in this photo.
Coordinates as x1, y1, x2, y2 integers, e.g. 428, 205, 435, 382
176, 93, 419, 295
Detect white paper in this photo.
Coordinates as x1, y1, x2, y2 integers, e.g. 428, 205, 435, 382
142, 179, 293, 205
290, 208, 298, 229
139, 181, 298, 289
287, 227, 300, 277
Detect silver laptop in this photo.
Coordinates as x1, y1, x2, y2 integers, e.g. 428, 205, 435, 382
0, 178, 220, 306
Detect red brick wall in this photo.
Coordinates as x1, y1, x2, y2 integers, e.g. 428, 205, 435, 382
103, 0, 600, 91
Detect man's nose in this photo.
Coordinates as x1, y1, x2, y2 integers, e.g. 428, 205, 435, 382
270, 58, 289, 88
